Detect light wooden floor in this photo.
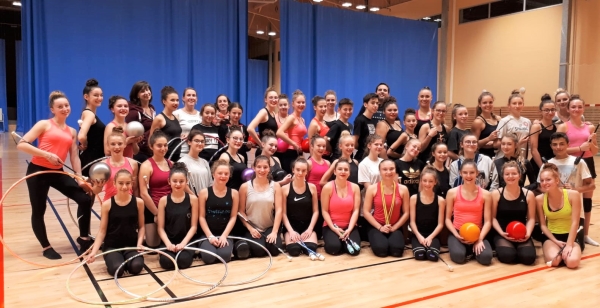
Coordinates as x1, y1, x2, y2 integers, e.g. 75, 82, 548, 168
2, 132, 600, 308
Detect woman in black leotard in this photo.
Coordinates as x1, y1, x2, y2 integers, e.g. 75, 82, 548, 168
149, 86, 183, 161
78, 78, 106, 176
530, 94, 557, 172
323, 90, 339, 128
414, 87, 433, 135
471, 91, 501, 159
190, 104, 220, 162
247, 87, 279, 154
218, 127, 247, 190
388, 108, 418, 159
259, 130, 292, 186
418, 101, 450, 164
375, 100, 402, 159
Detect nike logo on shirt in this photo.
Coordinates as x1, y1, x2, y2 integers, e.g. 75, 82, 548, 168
294, 196, 306, 201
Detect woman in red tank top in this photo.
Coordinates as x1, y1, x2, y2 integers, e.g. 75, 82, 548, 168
445, 160, 493, 265
139, 130, 173, 248
17, 91, 96, 260
320, 159, 362, 255
103, 95, 140, 158
277, 90, 308, 174
102, 127, 139, 201
307, 96, 330, 144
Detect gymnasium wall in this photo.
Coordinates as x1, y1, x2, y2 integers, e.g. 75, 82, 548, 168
570, 0, 600, 104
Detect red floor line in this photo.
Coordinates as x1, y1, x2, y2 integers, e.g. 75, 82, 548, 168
383, 252, 600, 308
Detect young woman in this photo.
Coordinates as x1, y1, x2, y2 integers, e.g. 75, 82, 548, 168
282, 158, 320, 256
557, 94, 598, 246
18, 91, 94, 259
173, 88, 201, 156
139, 130, 173, 248
410, 166, 446, 261
363, 160, 410, 257
157, 163, 198, 270
126, 81, 155, 162
323, 90, 339, 127
430, 142, 450, 198
190, 104, 220, 162
219, 103, 250, 163
179, 130, 213, 193
537, 163, 582, 268
445, 160, 493, 265
395, 139, 424, 196
414, 87, 433, 135
149, 86, 183, 162
321, 159, 362, 256
218, 127, 247, 190
104, 96, 139, 158
320, 135, 361, 190
86, 170, 145, 277
260, 131, 292, 185
276, 94, 290, 127
530, 94, 557, 170
375, 101, 402, 159
277, 90, 308, 174
247, 88, 279, 156
198, 160, 239, 264
213, 94, 231, 126
449, 134, 498, 190
238, 156, 284, 257
102, 127, 139, 201
491, 162, 536, 265
78, 79, 106, 177
496, 90, 531, 160
447, 104, 469, 161
358, 135, 384, 190
307, 96, 330, 160
471, 91, 500, 159
554, 89, 571, 123
492, 134, 537, 191
418, 101, 449, 164
307, 136, 331, 198
387, 108, 417, 160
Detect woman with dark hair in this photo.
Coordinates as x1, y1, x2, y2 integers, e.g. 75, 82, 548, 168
387, 108, 417, 159
277, 90, 308, 174
259, 130, 292, 186
179, 130, 213, 192
375, 100, 403, 159
414, 87, 433, 135
190, 104, 221, 162
492, 134, 538, 191
471, 91, 500, 159
447, 104, 469, 161
418, 101, 450, 164
247, 87, 279, 155
218, 127, 247, 191
104, 96, 139, 158
219, 103, 250, 163
530, 94, 557, 171
173, 88, 201, 156
78, 78, 106, 176
149, 86, 183, 162
126, 81, 155, 162
213, 94, 231, 126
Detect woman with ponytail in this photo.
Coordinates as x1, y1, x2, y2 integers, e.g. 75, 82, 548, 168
149, 86, 183, 161
447, 104, 470, 161
218, 126, 247, 190
530, 94, 557, 172
492, 134, 538, 191
277, 90, 308, 174
307, 96, 331, 160
387, 108, 418, 159
395, 138, 424, 196
375, 99, 403, 160
173, 88, 201, 156
471, 91, 500, 159
358, 135, 384, 190
554, 89, 571, 123
449, 133, 498, 190
260, 130, 292, 186
418, 101, 449, 164
102, 127, 139, 201
126, 81, 154, 162
495, 90, 531, 160
179, 130, 213, 192
78, 78, 106, 176
429, 142, 450, 198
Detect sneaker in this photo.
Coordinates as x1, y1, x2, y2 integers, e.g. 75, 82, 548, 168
585, 236, 599, 247
77, 237, 94, 254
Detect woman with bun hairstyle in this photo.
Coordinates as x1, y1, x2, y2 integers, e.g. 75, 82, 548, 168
429, 142, 450, 198
375, 100, 403, 159
471, 91, 501, 159
554, 89, 571, 123
414, 87, 433, 135
277, 90, 308, 174
247, 87, 279, 156
213, 94, 231, 126
173, 88, 201, 156
323, 90, 339, 128
179, 130, 213, 193
447, 104, 470, 161
102, 127, 139, 201
395, 138, 424, 196
530, 94, 557, 171
418, 101, 450, 164
495, 90, 531, 160
190, 104, 220, 162
536, 163, 583, 268
126, 81, 155, 162
149, 86, 183, 162
78, 78, 106, 177
319, 135, 361, 190
104, 95, 140, 158
219, 103, 250, 163
307, 96, 331, 160
259, 130, 293, 186
218, 126, 247, 191
387, 108, 417, 159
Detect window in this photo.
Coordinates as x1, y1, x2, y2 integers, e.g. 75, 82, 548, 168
460, 4, 489, 24
526, 0, 562, 10
490, 0, 525, 18
459, 0, 562, 24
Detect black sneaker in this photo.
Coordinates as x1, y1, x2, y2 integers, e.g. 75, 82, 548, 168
77, 237, 94, 254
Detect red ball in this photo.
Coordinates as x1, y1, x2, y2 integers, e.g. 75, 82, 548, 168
248, 135, 255, 144
277, 138, 288, 153
506, 221, 527, 239
301, 139, 310, 153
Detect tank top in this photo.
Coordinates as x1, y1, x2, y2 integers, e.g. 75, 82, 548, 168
477, 116, 498, 158
452, 186, 484, 230
314, 118, 331, 156
307, 157, 328, 197
270, 157, 287, 182
164, 194, 192, 244
434, 166, 450, 198
395, 131, 417, 157
110, 121, 134, 158
104, 196, 139, 249
331, 159, 361, 189
287, 117, 307, 150
415, 192, 439, 236
565, 121, 592, 158
543, 189, 572, 234
372, 183, 402, 225
31, 119, 73, 169
102, 158, 134, 201
257, 107, 278, 137
246, 180, 276, 231
81, 109, 106, 152
496, 188, 528, 231
287, 182, 314, 223
190, 123, 220, 162
384, 121, 403, 155
205, 187, 233, 235
161, 112, 183, 160
148, 158, 172, 206
538, 123, 556, 162
418, 123, 447, 163
325, 113, 338, 128
415, 110, 431, 138
325, 181, 355, 229
225, 151, 246, 190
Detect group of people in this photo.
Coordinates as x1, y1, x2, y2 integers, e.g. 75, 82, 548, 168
17, 79, 597, 277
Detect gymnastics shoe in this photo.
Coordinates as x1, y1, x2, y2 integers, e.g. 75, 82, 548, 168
584, 236, 599, 247
77, 237, 94, 254
43, 247, 62, 260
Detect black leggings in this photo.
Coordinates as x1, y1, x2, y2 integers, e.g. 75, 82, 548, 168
448, 234, 493, 265
493, 235, 536, 265
158, 246, 194, 270
25, 163, 92, 248
242, 226, 283, 257
411, 236, 441, 261
322, 227, 360, 256
199, 237, 234, 264
103, 247, 144, 277
368, 227, 404, 258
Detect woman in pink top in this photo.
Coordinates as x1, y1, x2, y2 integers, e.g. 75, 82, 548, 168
307, 135, 331, 239
321, 159, 361, 255
277, 90, 308, 174
17, 91, 95, 260
103, 95, 140, 158
307, 96, 331, 160
102, 127, 138, 201
445, 160, 493, 265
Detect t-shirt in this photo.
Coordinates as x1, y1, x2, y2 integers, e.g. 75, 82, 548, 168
358, 157, 383, 185
537, 156, 590, 218
353, 114, 378, 160
179, 155, 213, 192
173, 109, 202, 154
496, 115, 531, 159
394, 159, 424, 196
447, 127, 470, 154
326, 120, 353, 161
449, 154, 498, 190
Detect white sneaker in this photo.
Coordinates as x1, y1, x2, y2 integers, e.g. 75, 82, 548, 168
585, 236, 599, 246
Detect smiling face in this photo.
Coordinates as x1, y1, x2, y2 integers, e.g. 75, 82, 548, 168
108, 135, 126, 155
384, 103, 398, 122
201, 105, 216, 125
188, 133, 205, 153
85, 87, 103, 108
540, 102, 556, 121
265, 91, 279, 108
213, 165, 231, 185
555, 93, 569, 112
404, 139, 421, 158
550, 137, 568, 157
338, 104, 353, 121
138, 87, 152, 102
509, 97, 524, 114
568, 99, 584, 118
216, 95, 229, 112
420, 172, 437, 190
339, 136, 355, 156
163, 93, 179, 112
325, 94, 337, 110
432, 144, 448, 163
500, 136, 517, 157
262, 137, 278, 156
459, 163, 478, 183
478, 95, 494, 113
253, 159, 271, 179
111, 98, 129, 119
151, 137, 168, 157
367, 138, 384, 155
539, 170, 560, 192
376, 85, 389, 101
168, 172, 187, 192
278, 99, 289, 116
379, 160, 396, 180
229, 107, 242, 124
461, 135, 478, 155
432, 103, 447, 121
114, 173, 133, 193
418, 89, 432, 108
293, 95, 306, 113
311, 137, 326, 156
333, 161, 350, 179
314, 99, 327, 117
454, 107, 468, 125
50, 98, 71, 119
227, 130, 244, 150
183, 89, 197, 107
502, 166, 521, 186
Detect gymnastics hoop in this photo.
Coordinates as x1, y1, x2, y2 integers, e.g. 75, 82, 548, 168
168, 139, 187, 161
66, 247, 177, 305
183, 236, 272, 286
116, 247, 228, 302
0, 170, 101, 268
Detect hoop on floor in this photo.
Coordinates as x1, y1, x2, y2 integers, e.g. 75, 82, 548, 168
184, 236, 272, 286
116, 247, 228, 302
0, 170, 101, 268
67, 247, 176, 305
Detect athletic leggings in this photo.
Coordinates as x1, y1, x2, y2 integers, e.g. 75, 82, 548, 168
322, 227, 360, 256
368, 227, 404, 258
103, 247, 144, 277
199, 237, 234, 264
411, 237, 441, 261
448, 234, 493, 265
493, 235, 536, 265
25, 163, 92, 248
158, 246, 195, 270
242, 226, 283, 257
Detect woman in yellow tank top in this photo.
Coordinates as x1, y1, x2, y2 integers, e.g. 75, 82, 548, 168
536, 163, 582, 269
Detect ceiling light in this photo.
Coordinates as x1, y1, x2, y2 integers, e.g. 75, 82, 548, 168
256, 30, 265, 35
369, 7, 380, 11
356, 4, 366, 9
12, 1, 21, 6
268, 31, 276, 36
434, 18, 442, 22
313, 0, 323, 2
342, 2, 352, 7
422, 17, 431, 20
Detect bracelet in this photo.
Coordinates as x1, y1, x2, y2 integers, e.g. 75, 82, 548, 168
208, 235, 216, 239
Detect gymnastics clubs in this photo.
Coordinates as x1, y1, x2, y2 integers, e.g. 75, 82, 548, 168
297, 241, 325, 261
333, 224, 360, 254
425, 245, 453, 272
236, 213, 293, 262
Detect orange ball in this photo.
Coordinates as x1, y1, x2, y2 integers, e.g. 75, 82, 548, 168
301, 139, 310, 153
506, 221, 527, 240
459, 223, 481, 243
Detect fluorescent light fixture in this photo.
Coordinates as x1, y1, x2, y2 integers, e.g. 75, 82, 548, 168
313, 0, 323, 2
356, 4, 366, 9
342, 2, 352, 7
256, 30, 265, 35
422, 17, 431, 20
369, 7, 380, 11
268, 31, 276, 36
12, 1, 21, 6
434, 18, 442, 22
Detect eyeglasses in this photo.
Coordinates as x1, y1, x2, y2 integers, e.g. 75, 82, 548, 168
463, 141, 478, 145
434, 109, 446, 114
192, 139, 205, 144
542, 109, 556, 113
